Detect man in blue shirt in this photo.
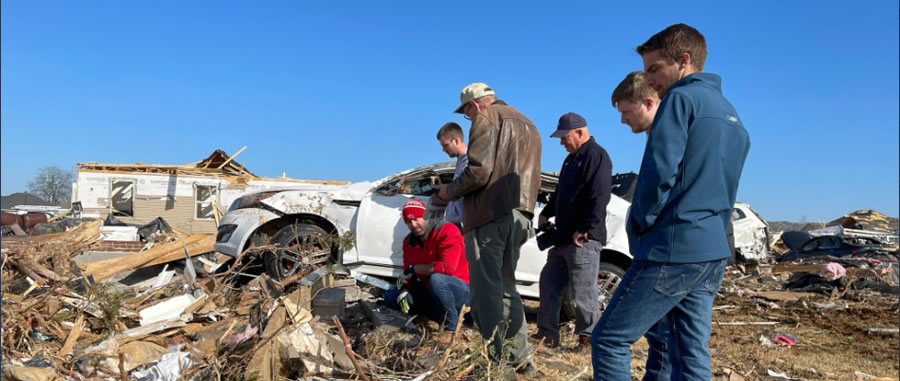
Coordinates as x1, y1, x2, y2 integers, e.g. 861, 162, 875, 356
591, 24, 751, 380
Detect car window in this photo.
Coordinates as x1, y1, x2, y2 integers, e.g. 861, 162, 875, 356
611, 172, 638, 202
398, 178, 435, 196
824, 236, 842, 249
732, 208, 746, 221
801, 239, 820, 251
377, 175, 442, 196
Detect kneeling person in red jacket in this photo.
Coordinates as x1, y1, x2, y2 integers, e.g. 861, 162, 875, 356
385, 199, 470, 331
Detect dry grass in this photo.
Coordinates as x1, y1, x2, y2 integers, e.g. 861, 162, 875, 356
709, 293, 898, 379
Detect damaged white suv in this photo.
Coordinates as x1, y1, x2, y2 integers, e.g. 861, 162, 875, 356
214, 162, 635, 309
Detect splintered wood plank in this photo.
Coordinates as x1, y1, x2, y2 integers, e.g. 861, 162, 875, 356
77, 234, 214, 281
216, 146, 247, 169
59, 315, 85, 358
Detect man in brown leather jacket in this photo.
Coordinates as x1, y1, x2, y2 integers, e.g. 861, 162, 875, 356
435, 82, 542, 375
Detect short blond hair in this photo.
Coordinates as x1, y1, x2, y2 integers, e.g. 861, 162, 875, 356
611, 71, 659, 108
437, 122, 463, 140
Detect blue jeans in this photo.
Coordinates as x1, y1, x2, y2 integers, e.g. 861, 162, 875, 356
644, 317, 675, 381
590, 259, 726, 381
385, 273, 470, 331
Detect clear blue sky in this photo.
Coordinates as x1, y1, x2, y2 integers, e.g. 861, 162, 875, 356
2, 1, 898, 222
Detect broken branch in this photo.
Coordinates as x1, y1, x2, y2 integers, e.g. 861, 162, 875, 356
435, 305, 470, 374
333, 316, 370, 381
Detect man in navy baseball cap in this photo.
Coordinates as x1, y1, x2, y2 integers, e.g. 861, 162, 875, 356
535, 111, 612, 349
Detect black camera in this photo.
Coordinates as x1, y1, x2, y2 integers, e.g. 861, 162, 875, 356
536, 221, 557, 251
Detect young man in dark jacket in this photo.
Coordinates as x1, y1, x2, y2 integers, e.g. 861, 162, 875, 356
385, 199, 470, 331
591, 24, 751, 380
534, 112, 611, 349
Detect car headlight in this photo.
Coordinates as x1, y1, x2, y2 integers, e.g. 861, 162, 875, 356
229, 191, 279, 211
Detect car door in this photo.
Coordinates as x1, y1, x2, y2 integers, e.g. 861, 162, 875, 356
354, 173, 444, 273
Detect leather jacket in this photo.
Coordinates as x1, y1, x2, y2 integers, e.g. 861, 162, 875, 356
445, 100, 542, 232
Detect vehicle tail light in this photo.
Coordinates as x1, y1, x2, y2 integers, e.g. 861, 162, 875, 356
850, 248, 858, 254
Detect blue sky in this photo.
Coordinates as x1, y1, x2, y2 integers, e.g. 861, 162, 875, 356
2, 1, 898, 222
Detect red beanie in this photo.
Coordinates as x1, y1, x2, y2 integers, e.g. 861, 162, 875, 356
402, 199, 426, 223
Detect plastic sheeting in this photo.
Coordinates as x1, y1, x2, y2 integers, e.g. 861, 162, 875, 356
138, 217, 173, 241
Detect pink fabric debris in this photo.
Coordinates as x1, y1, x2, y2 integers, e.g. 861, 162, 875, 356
821, 262, 846, 280
230, 324, 258, 350
772, 334, 797, 347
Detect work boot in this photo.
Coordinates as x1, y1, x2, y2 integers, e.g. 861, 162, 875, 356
564, 335, 591, 352
433, 331, 454, 345
529, 332, 559, 348
515, 361, 536, 377
578, 335, 590, 346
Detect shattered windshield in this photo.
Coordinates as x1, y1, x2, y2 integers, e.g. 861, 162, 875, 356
376, 170, 454, 196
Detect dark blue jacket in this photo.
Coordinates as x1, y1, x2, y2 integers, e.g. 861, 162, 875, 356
627, 73, 750, 263
541, 137, 612, 246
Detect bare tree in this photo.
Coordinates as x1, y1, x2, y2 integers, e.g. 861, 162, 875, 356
27, 166, 74, 206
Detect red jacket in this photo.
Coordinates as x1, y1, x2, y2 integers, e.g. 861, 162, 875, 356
402, 222, 469, 285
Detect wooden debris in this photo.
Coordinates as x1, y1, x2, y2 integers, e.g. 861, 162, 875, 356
756, 291, 819, 302
714, 321, 779, 326
59, 315, 85, 358
867, 328, 899, 335
77, 234, 213, 281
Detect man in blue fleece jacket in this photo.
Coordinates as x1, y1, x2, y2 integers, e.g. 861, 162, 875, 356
591, 23, 751, 380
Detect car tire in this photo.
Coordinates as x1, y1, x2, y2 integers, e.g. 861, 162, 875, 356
561, 261, 626, 322
263, 223, 333, 280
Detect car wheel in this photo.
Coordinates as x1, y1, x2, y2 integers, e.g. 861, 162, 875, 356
561, 262, 626, 322
263, 223, 333, 280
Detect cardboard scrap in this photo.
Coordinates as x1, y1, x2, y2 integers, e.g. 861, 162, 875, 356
117, 340, 169, 372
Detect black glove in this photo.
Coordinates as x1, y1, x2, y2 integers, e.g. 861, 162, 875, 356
536, 222, 557, 251
396, 265, 415, 288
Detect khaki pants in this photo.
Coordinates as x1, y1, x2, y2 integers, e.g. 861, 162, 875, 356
465, 209, 532, 365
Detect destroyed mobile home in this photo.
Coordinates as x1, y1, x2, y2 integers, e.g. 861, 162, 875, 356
71, 148, 349, 235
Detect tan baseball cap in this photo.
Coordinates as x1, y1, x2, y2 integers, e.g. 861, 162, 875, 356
454, 82, 495, 113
